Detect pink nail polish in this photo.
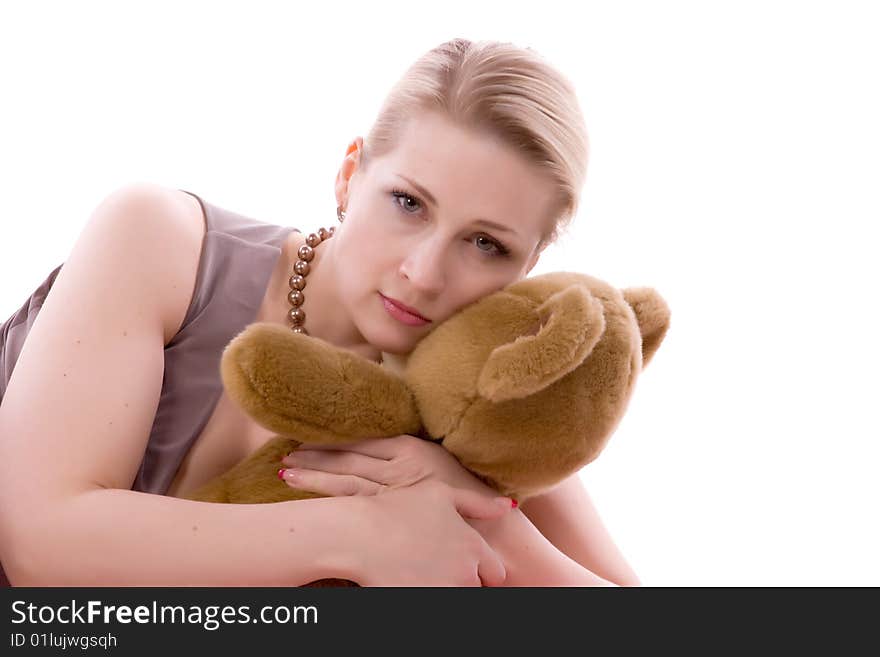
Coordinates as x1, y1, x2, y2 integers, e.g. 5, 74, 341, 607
277, 468, 285, 480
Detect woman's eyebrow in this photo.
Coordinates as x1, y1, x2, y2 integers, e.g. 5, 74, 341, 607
396, 174, 438, 207
394, 173, 519, 236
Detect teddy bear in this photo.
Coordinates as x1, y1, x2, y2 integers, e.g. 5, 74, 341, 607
184, 271, 670, 585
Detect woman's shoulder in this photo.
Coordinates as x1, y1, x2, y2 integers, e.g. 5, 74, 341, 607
96, 184, 295, 343
94, 183, 206, 256
92, 183, 207, 344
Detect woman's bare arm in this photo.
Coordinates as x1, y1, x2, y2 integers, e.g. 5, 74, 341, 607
0, 185, 362, 585
466, 474, 640, 587
11, 490, 370, 586
468, 509, 618, 586
518, 473, 642, 586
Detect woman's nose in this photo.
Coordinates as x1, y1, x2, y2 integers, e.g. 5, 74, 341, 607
398, 240, 446, 295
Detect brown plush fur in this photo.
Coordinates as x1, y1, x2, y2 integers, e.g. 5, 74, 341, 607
184, 271, 670, 585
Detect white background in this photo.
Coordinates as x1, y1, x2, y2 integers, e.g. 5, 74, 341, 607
1, 1, 877, 585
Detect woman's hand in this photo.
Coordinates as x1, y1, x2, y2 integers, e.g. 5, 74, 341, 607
279, 435, 498, 498
351, 480, 514, 586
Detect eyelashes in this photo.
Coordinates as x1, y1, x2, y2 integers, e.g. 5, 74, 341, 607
389, 188, 511, 258
390, 188, 422, 214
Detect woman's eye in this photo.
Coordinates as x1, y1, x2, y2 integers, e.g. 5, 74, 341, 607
391, 189, 422, 213
473, 235, 509, 257
474, 236, 495, 253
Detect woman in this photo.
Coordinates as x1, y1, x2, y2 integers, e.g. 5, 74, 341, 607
0, 38, 639, 586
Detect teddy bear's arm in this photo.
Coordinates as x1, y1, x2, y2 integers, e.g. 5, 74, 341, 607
220, 323, 421, 444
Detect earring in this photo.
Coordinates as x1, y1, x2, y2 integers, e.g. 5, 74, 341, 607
337, 205, 346, 222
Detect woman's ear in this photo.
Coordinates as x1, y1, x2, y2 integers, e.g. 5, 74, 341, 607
334, 136, 365, 207
525, 239, 549, 276
526, 253, 539, 275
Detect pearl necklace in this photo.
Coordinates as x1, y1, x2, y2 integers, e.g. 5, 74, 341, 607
286, 225, 336, 334
287, 205, 345, 335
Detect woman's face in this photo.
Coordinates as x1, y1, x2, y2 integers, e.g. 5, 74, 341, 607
331, 110, 559, 355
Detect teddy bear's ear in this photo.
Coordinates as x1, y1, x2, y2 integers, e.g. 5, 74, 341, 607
476, 284, 605, 403
622, 287, 671, 368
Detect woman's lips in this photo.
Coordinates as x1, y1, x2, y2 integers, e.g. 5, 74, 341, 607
380, 293, 432, 327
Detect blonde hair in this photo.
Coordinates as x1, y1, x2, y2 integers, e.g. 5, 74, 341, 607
362, 38, 590, 248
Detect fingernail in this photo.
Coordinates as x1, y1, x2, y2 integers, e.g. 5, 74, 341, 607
279, 468, 299, 482
511, 499, 518, 509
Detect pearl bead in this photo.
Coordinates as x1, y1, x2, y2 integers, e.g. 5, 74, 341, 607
306, 234, 321, 248
294, 260, 310, 276
288, 290, 304, 307
298, 245, 314, 262
288, 307, 305, 324
289, 274, 305, 291
318, 227, 329, 240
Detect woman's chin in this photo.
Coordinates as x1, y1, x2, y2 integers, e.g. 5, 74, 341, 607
363, 324, 425, 357
367, 337, 416, 357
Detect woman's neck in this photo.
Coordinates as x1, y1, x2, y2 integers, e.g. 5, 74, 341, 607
267, 229, 383, 363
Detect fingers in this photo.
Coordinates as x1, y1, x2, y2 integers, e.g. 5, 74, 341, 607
477, 539, 507, 587
282, 449, 387, 483
450, 486, 514, 520
296, 435, 411, 459
279, 468, 385, 496
445, 487, 510, 587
